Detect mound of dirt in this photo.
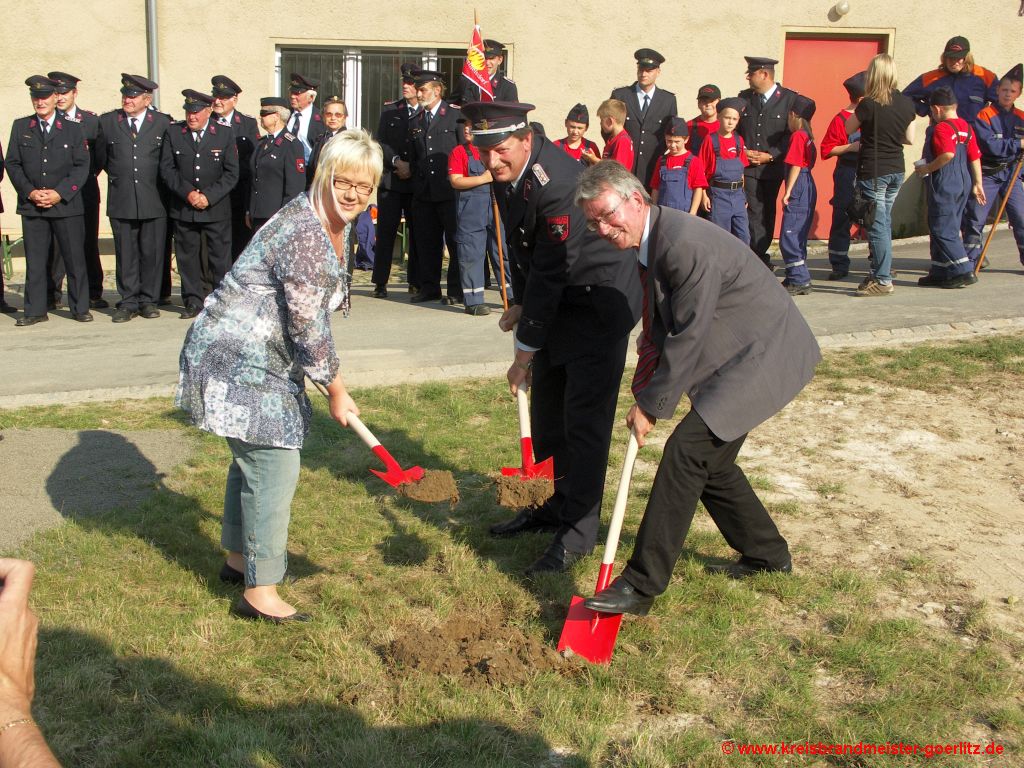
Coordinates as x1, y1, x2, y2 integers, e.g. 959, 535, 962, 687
388, 614, 566, 687
398, 469, 459, 504
496, 475, 554, 509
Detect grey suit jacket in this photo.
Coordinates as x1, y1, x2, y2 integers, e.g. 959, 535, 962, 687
636, 206, 820, 441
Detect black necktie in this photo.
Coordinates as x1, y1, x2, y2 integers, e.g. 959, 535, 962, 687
290, 113, 300, 135
130, 119, 139, 139
424, 110, 433, 129
641, 94, 650, 116
40, 122, 49, 140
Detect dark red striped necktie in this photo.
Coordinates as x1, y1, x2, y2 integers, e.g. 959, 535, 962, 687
631, 262, 660, 397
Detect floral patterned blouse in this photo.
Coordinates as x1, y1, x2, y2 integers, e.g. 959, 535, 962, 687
176, 193, 350, 449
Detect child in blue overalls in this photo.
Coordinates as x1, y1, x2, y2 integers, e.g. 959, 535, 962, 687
914, 87, 986, 288
698, 97, 749, 242
821, 72, 865, 280
447, 120, 511, 315
650, 117, 708, 215
779, 95, 818, 295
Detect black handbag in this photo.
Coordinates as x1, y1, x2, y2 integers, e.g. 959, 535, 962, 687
846, 105, 878, 229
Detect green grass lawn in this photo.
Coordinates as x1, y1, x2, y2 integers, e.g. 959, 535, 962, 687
4, 337, 1024, 767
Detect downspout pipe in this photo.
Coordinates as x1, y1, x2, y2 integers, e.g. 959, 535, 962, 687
146, 0, 160, 109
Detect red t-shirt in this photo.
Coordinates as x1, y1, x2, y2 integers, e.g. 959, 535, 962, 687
697, 133, 747, 178
784, 130, 817, 169
820, 109, 855, 159
447, 143, 481, 176
555, 137, 600, 161
685, 117, 719, 152
649, 152, 709, 191
603, 130, 635, 169
931, 118, 981, 161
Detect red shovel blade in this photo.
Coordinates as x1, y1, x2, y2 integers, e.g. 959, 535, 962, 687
501, 437, 556, 479
556, 595, 623, 665
369, 445, 425, 488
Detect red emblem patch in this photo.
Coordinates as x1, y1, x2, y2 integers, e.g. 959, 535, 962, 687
546, 215, 570, 242
296, 158, 305, 173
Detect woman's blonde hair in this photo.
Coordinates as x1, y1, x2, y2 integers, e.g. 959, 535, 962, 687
308, 128, 384, 227
864, 53, 898, 106
941, 52, 975, 73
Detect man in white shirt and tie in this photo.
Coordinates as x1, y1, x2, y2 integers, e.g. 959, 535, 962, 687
610, 49, 678, 190
286, 73, 327, 162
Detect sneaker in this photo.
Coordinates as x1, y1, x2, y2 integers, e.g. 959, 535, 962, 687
371, 284, 388, 299
464, 304, 490, 316
854, 278, 894, 297
827, 270, 849, 281
918, 272, 972, 289
782, 280, 812, 296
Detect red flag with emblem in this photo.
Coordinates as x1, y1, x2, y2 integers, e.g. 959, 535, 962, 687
461, 15, 494, 101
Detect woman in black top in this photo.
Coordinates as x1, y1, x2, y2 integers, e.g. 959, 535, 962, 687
846, 54, 916, 296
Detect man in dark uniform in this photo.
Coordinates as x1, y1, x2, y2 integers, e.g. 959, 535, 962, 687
737, 55, 798, 267
466, 102, 642, 574
0, 140, 18, 313
6, 76, 91, 325
610, 49, 678, 189
372, 62, 420, 298
287, 73, 327, 162
210, 75, 260, 260
248, 97, 306, 231
48, 71, 107, 310
408, 70, 462, 304
160, 89, 239, 318
100, 74, 171, 322
306, 96, 347, 190
453, 39, 519, 104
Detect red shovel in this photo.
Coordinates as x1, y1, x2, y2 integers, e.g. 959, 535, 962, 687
500, 387, 555, 480
311, 380, 424, 487
557, 426, 639, 664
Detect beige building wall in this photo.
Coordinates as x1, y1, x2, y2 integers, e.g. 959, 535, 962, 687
1, 1, 1021, 239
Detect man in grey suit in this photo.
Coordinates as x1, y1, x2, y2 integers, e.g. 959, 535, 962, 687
575, 161, 820, 617
610, 49, 677, 190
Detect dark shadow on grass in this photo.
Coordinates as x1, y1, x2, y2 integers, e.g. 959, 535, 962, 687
36, 627, 588, 768
45, 430, 322, 597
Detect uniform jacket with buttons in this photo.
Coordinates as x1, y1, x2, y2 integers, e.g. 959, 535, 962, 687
5, 114, 90, 217
738, 84, 797, 182
249, 130, 306, 219
497, 134, 641, 362
453, 74, 518, 105
220, 111, 259, 184
376, 99, 416, 194
160, 119, 240, 222
61, 107, 104, 205
409, 101, 461, 202
637, 205, 820, 441
99, 108, 171, 219
610, 83, 677, 188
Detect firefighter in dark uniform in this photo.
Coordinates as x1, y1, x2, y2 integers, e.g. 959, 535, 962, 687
372, 62, 420, 298
737, 55, 798, 267
48, 71, 107, 309
408, 70, 462, 304
287, 73, 327, 162
453, 39, 519, 104
0, 139, 18, 313
160, 89, 240, 318
6, 76, 91, 325
610, 49, 678, 189
210, 75, 260, 260
100, 73, 171, 322
248, 97, 306, 231
466, 101, 642, 574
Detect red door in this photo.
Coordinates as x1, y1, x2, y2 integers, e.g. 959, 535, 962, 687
780, 35, 885, 240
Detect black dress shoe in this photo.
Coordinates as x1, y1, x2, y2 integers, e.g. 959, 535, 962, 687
705, 556, 793, 579
440, 296, 460, 306
72, 312, 94, 322
140, 303, 160, 319
90, 298, 110, 309
180, 305, 201, 319
525, 542, 591, 575
15, 314, 48, 327
0, 303, 17, 314
371, 284, 388, 298
464, 304, 490, 316
410, 290, 441, 303
583, 577, 655, 617
489, 508, 559, 537
827, 270, 849, 281
219, 562, 244, 585
231, 595, 310, 624
112, 307, 137, 323
158, 296, 173, 306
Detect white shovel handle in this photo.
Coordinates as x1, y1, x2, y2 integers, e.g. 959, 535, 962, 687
600, 428, 640, 567
516, 387, 531, 440
309, 379, 379, 449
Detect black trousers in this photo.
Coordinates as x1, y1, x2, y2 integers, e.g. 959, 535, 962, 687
621, 409, 790, 596
23, 215, 88, 317
372, 186, 417, 288
744, 175, 783, 264
173, 218, 232, 309
111, 217, 166, 310
48, 180, 104, 301
529, 333, 629, 554
411, 197, 461, 299
229, 188, 252, 261
161, 218, 174, 302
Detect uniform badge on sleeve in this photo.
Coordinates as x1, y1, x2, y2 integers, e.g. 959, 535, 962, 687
296, 158, 305, 173
532, 163, 549, 185
546, 215, 569, 242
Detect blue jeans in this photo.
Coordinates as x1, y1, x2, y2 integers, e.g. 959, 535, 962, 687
858, 173, 903, 285
221, 437, 301, 586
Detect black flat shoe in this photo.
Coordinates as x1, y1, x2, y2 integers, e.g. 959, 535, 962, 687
410, 290, 441, 303
371, 285, 388, 298
583, 577, 655, 617
180, 305, 201, 319
525, 542, 591, 575
90, 298, 110, 309
140, 303, 160, 319
231, 595, 310, 624
112, 308, 137, 323
489, 508, 559, 538
15, 314, 48, 327
705, 556, 792, 579
72, 312, 94, 322
219, 562, 244, 585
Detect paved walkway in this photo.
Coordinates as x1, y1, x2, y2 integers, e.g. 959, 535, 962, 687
1, 232, 1021, 407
